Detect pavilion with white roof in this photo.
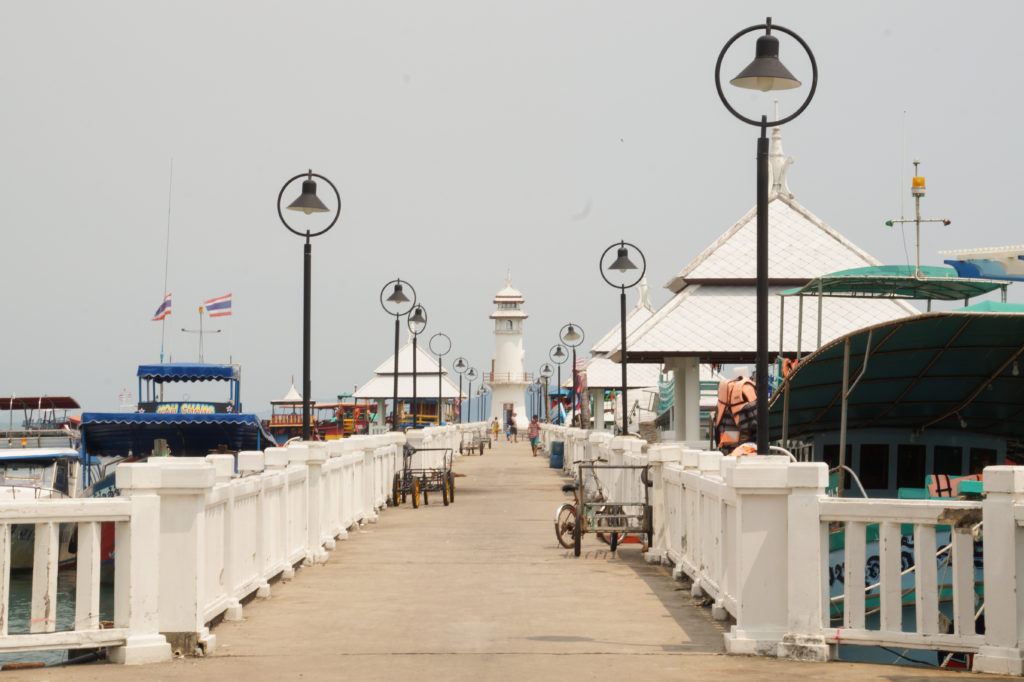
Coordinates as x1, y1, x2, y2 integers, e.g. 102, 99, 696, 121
614, 123, 919, 443
353, 337, 464, 428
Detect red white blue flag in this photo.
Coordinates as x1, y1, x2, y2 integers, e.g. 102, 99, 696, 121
151, 293, 172, 321
204, 293, 232, 317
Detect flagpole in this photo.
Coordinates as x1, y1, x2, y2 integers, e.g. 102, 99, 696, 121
160, 159, 173, 364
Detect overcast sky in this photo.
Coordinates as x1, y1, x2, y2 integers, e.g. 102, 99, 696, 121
2, 1, 1021, 414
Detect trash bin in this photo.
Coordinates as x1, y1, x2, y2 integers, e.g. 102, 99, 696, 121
549, 441, 564, 469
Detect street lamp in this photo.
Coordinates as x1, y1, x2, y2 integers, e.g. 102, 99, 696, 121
407, 304, 427, 430
278, 170, 341, 441
539, 363, 554, 423
549, 344, 568, 425
429, 333, 452, 425
715, 17, 817, 454
380, 279, 417, 431
453, 356, 467, 424
465, 367, 478, 424
601, 241, 646, 436
559, 324, 585, 427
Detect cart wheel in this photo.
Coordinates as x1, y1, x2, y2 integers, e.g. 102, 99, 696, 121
391, 473, 401, 507
555, 503, 576, 549
448, 472, 455, 503
411, 478, 420, 508
442, 477, 450, 506
422, 478, 429, 505
479, 442, 484, 455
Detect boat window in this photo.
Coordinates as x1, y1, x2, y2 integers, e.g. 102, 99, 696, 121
969, 447, 997, 475
859, 444, 889, 490
933, 445, 964, 475
823, 444, 852, 490
896, 444, 926, 488
0, 463, 49, 486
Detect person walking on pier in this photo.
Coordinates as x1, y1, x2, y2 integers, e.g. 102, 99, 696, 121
528, 414, 540, 456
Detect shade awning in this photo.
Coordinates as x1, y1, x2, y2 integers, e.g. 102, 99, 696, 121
136, 363, 239, 383
769, 310, 1024, 441
0, 397, 80, 410
779, 265, 1006, 301
80, 412, 273, 456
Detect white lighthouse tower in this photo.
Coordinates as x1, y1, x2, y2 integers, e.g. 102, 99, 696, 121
488, 271, 529, 430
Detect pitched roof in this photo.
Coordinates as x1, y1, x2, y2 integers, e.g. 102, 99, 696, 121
665, 195, 881, 291
371, 340, 447, 376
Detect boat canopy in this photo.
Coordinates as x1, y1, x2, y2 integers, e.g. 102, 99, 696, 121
779, 265, 1007, 301
136, 363, 238, 383
769, 309, 1024, 442
80, 412, 272, 457
0, 397, 80, 410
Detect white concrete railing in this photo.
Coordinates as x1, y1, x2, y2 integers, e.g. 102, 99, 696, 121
553, 429, 1024, 674
0, 430, 407, 664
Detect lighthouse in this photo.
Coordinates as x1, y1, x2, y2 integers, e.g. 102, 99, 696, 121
488, 271, 529, 430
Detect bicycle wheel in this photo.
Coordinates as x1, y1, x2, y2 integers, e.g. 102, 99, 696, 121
554, 503, 576, 549
391, 473, 401, 507
573, 505, 582, 557
411, 477, 420, 508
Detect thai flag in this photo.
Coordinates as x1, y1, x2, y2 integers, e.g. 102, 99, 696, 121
151, 293, 172, 321
204, 294, 232, 317
574, 357, 586, 371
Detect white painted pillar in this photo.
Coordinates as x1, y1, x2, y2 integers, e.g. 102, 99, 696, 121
974, 466, 1024, 675
778, 462, 831, 662
295, 442, 329, 565
590, 389, 606, 431
723, 455, 792, 656
668, 357, 700, 442
644, 444, 683, 563
108, 463, 173, 664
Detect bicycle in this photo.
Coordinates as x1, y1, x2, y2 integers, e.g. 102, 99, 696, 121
554, 460, 645, 555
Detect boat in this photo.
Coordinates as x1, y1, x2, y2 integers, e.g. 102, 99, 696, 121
266, 384, 380, 444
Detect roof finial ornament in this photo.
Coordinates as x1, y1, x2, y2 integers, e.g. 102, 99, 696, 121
769, 99, 794, 199
634, 275, 652, 311
506, 267, 512, 288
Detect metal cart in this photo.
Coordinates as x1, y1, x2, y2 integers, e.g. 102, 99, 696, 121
560, 461, 652, 556
391, 444, 455, 507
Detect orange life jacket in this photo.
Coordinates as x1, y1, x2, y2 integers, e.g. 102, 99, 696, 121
716, 378, 757, 427
782, 357, 799, 378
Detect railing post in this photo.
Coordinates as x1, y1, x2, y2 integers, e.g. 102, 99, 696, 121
723, 455, 792, 656
644, 444, 683, 564
974, 466, 1024, 674
778, 462, 831, 662
296, 442, 329, 565
107, 463, 173, 664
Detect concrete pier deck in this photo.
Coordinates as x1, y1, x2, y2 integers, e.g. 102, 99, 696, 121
13, 438, 1006, 680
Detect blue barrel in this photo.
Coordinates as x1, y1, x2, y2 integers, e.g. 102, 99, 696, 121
549, 441, 564, 469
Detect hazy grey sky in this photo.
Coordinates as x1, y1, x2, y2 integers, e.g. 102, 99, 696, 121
2, 1, 1021, 414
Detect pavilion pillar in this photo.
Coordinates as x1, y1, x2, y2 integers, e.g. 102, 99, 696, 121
667, 357, 700, 443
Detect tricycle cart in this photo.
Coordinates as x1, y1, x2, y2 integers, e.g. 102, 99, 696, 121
391, 444, 455, 507
554, 461, 653, 556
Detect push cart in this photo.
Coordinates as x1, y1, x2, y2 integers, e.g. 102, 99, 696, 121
391, 444, 456, 508
554, 461, 652, 556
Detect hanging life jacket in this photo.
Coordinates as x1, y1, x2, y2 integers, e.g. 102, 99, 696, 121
716, 378, 757, 447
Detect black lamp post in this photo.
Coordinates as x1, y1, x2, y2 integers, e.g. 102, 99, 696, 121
465, 367, 478, 423
407, 304, 427, 430
429, 333, 451, 425
380, 279, 417, 431
278, 170, 341, 441
539, 363, 554, 423
601, 241, 646, 436
716, 17, 816, 455
549, 344, 567, 425
453, 356, 467, 423
559, 324, 585, 427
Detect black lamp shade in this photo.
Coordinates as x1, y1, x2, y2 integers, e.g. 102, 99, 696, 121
608, 245, 639, 273
564, 325, 581, 342
554, 347, 566, 360
730, 33, 801, 92
455, 358, 465, 370
286, 178, 330, 215
387, 283, 410, 304
409, 306, 427, 325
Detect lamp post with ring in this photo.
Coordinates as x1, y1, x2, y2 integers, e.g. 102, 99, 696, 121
549, 344, 568, 425
465, 367, 478, 424
407, 304, 427, 430
539, 363, 554, 423
600, 241, 646, 436
452, 356, 467, 424
559, 324, 585, 427
429, 333, 452, 425
278, 169, 342, 441
715, 16, 817, 455
380, 279, 417, 431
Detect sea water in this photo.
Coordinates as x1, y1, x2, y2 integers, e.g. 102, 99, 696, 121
0, 570, 114, 668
